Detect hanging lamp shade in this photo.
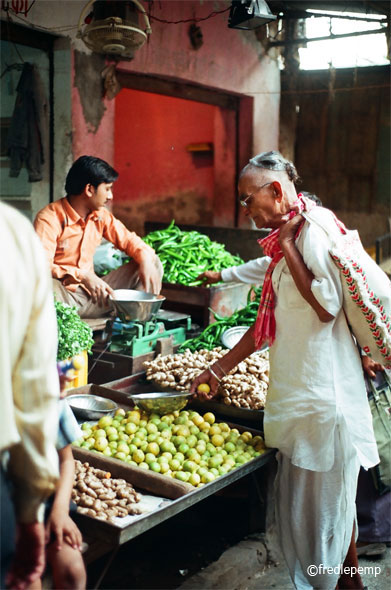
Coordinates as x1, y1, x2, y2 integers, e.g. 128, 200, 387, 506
228, 0, 276, 30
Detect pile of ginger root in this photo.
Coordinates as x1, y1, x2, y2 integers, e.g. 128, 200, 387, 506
72, 460, 142, 522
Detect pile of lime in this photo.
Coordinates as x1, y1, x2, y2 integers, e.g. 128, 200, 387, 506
73, 408, 266, 487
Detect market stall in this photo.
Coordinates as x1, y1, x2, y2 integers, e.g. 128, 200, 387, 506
56, 220, 273, 585
66, 382, 274, 584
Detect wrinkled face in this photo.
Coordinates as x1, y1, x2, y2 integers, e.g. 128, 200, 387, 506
88, 182, 114, 210
238, 171, 283, 229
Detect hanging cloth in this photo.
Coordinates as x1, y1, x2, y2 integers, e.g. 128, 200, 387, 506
7, 62, 47, 182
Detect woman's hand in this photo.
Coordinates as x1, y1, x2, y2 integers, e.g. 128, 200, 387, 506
190, 369, 220, 401
196, 271, 222, 286
361, 355, 384, 379
46, 509, 83, 552
279, 214, 304, 246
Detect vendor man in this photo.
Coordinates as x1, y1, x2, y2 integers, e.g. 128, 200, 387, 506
34, 155, 163, 318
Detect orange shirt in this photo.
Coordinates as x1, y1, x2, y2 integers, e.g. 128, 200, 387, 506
34, 197, 155, 292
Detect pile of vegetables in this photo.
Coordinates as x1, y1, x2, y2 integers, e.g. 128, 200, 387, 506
72, 460, 142, 521
143, 221, 243, 286
55, 301, 94, 361
143, 347, 269, 410
178, 286, 262, 352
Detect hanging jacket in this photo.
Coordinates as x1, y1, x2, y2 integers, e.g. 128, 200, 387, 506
7, 62, 47, 182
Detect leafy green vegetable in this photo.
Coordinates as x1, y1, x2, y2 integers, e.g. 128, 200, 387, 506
55, 301, 94, 361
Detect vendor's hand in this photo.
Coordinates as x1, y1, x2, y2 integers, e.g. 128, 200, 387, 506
6, 522, 45, 590
278, 214, 304, 246
190, 368, 220, 401
79, 271, 114, 306
196, 271, 222, 285
361, 355, 384, 379
46, 509, 83, 552
138, 255, 163, 294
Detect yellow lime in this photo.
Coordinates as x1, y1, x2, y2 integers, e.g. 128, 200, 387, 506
125, 422, 138, 435
146, 442, 160, 456
211, 434, 224, 447
94, 437, 108, 451
98, 415, 113, 428
203, 412, 215, 425
201, 471, 216, 484
197, 383, 210, 395
189, 472, 201, 486
132, 449, 145, 464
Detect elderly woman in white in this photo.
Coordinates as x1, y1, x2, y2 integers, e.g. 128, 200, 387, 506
191, 151, 379, 590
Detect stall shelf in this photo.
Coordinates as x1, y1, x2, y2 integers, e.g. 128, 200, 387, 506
73, 445, 275, 547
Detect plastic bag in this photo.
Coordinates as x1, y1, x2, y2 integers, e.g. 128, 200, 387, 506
93, 240, 128, 276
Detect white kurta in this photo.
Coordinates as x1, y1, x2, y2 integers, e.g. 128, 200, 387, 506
221, 256, 271, 284
262, 207, 379, 590
264, 207, 379, 472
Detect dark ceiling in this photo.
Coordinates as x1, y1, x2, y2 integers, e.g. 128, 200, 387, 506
267, 1, 390, 18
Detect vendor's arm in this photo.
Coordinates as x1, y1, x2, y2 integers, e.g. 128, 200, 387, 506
279, 215, 334, 323
190, 324, 256, 399
103, 214, 162, 294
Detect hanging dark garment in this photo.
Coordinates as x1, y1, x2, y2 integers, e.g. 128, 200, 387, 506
7, 62, 47, 182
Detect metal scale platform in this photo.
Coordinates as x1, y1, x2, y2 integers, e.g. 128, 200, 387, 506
106, 309, 191, 356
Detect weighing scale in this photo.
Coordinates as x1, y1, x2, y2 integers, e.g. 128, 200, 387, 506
104, 309, 192, 356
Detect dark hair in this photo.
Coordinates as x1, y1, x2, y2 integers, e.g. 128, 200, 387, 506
248, 150, 300, 184
302, 191, 322, 207
65, 156, 119, 195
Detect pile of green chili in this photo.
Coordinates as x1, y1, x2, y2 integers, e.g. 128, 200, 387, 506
143, 221, 243, 286
178, 287, 262, 351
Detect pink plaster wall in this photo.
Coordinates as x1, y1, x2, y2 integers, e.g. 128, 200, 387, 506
71, 52, 115, 165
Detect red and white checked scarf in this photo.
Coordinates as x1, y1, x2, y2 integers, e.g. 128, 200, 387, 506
254, 195, 348, 349
254, 195, 313, 349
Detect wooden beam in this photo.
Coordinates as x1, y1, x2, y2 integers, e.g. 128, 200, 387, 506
116, 71, 239, 110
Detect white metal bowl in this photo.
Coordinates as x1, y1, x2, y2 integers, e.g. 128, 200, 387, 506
221, 326, 268, 352
67, 394, 118, 421
110, 289, 165, 322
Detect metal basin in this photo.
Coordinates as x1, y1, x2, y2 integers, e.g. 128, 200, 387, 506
221, 326, 268, 352
129, 391, 192, 415
67, 394, 118, 421
110, 289, 165, 322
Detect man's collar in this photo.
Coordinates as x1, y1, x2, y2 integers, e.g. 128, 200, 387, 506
62, 197, 102, 223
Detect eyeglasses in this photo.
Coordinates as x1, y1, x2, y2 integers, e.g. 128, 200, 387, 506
239, 182, 272, 208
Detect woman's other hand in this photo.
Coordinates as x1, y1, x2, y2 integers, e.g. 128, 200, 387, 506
279, 214, 304, 246
361, 355, 384, 379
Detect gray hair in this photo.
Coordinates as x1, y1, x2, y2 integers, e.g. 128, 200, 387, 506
246, 150, 300, 184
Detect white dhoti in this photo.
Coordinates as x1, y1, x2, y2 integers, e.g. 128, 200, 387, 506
274, 425, 360, 590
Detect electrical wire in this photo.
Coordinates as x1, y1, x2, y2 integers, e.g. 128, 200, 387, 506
146, 5, 231, 25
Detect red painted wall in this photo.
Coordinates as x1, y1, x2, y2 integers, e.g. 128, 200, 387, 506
114, 89, 215, 203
